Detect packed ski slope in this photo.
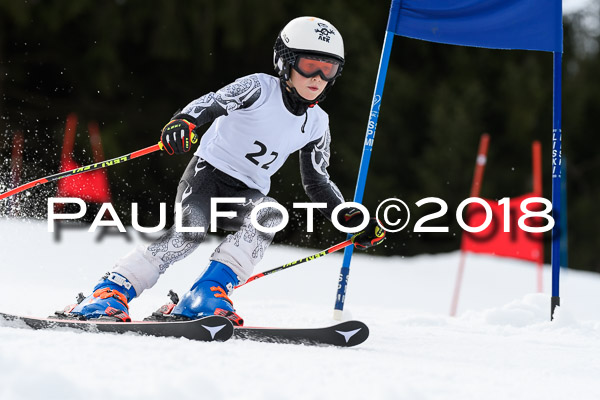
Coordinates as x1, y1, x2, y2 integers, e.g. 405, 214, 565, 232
1, 217, 599, 400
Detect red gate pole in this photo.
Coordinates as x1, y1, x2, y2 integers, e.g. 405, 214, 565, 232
450, 133, 490, 316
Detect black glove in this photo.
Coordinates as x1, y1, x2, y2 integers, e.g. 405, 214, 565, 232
160, 117, 197, 155
337, 207, 386, 250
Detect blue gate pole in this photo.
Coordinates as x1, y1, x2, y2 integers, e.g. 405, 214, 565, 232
333, 0, 401, 320
550, 51, 562, 320
560, 156, 568, 270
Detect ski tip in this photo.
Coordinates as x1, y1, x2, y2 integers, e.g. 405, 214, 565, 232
333, 320, 369, 347
232, 320, 370, 347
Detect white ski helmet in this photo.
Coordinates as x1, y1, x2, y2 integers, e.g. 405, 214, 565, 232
274, 16, 345, 85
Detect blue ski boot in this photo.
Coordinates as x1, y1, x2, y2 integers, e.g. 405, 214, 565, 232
66, 272, 137, 322
170, 261, 244, 326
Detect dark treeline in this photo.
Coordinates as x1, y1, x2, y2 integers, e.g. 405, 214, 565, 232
1, 1, 598, 271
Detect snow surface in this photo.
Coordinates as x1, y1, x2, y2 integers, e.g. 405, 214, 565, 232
564, 0, 597, 13
1, 217, 600, 400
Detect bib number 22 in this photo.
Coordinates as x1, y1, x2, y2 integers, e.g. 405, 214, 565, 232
245, 140, 279, 170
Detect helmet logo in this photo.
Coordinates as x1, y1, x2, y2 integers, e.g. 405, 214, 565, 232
315, 22, 335, 43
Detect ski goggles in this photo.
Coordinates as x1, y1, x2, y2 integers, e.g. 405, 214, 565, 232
293, 54, 342, 81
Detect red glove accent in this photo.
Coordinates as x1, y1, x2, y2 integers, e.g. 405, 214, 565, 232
351, 218, 387, 250
160, 119, 197, 155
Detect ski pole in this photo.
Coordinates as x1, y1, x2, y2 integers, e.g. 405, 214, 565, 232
235, 239, 353, 289
0, 133, 197, 201
0, 143, 162, 201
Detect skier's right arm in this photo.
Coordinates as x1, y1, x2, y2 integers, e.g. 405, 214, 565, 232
160, 75, 262, 155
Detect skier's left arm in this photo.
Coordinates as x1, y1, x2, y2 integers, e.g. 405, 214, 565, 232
299, 131, 386, 249
299, 129, 344, 221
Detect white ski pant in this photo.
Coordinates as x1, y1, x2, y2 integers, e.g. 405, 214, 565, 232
112, 157, 283, 296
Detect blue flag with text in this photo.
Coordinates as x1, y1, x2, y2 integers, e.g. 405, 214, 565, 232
389, 0, 562, 52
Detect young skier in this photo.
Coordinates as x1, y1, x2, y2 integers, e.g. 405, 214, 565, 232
65, 16, 386, 325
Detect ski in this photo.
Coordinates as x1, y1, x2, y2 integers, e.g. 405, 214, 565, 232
233, 320, 369, 347
0, 312, 233, 342
0, 312, 368, 347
